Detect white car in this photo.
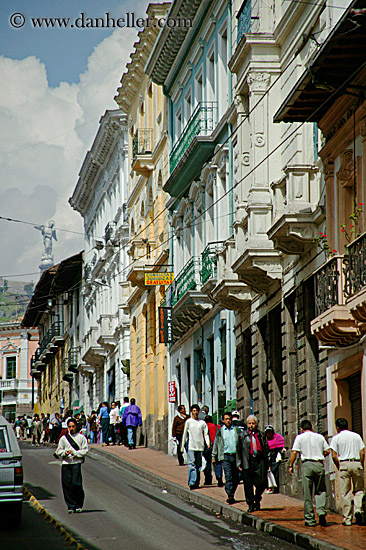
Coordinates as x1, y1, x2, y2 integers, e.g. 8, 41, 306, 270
0, 416, 23, 527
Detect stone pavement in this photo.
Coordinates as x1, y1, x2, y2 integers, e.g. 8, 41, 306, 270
88, 443, 366, 550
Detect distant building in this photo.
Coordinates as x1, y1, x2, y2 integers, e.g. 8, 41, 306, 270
0, 320, 38, 421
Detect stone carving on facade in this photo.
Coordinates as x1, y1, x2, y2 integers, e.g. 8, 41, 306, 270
206, 171, 216, 196
360, 117, 366, 138
254, 134, 265, 147
242, 152, 250, 166
247, 72, 271, 92
337, 149, 354, 187
323, 157, 334, 179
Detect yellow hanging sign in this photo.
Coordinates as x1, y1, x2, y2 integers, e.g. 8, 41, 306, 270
145, 272, 174, 286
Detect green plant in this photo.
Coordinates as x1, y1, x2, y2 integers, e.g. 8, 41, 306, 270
340, 202, 364, 243
314, 232, 337, 258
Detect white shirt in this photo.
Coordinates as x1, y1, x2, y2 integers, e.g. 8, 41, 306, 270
56, 432, 88, 465
292, 431, 330, 461
181, 418, 210, 451
330, 430, 365, 460
109, 407, 120, 425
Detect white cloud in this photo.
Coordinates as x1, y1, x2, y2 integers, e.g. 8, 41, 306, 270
0, 24, 140, 281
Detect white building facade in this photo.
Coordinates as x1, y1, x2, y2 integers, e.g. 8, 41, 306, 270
69, 110, 130, 412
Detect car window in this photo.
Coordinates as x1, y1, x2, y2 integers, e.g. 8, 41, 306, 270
0, 427, 9, 453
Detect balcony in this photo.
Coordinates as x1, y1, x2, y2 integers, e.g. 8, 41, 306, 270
169, 258, 213, 343
232, 246, 282, 294
30, 354, 42, 379
104, 221, 116, 245
200, 243, 220, 291
237, 0, 251, 44
82, 326, 106, 367
132, 129, 154, 176
62, 358, 74, 383
311, 256, 359, 346
68, 348, 79, 374
208, 238, 253, 310
166, 102, 218, 197
344, 232, 366, 332
33, 347, 46, 372
268, 165, 321, 254
97, 314, 117, 351
0, 379, 19, 392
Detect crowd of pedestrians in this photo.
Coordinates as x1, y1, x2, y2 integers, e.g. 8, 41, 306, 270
12, 400, 365, 525
12, 397, 142, 450
173, 404, 365, 527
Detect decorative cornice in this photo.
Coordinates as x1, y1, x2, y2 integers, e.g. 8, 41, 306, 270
69, 110, 127, 215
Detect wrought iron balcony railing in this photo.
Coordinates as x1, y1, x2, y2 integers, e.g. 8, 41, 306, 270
200, 243, 222, 285
104, 221, 116, 244
170, 102, 218, 172
172, 258, 201, 306
132, 129, 153, 160
344, 232, 366, 297
237, 0, 251, 44
314, 256, 346, 317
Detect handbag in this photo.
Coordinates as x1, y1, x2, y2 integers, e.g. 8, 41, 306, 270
65, 433, 85, 463
267, 469, 277, 489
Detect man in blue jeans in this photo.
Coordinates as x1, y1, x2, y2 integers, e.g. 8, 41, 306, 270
122, 398, 142, 449
181, 404, 210, 489
213, 412, 241, 504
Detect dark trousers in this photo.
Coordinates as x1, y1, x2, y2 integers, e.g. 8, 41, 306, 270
270, 460, 280, 493
110, 424, 120, 444
61, 463, 84, 511
121, 424, 128, 446
243, 456, 267, 506
222, 454, 239, 498
176, 433, 184, 465
100, 418, 110, 444
203, 446, 223, 484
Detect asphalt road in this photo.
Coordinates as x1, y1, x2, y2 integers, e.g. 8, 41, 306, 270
18, 441, 302, 550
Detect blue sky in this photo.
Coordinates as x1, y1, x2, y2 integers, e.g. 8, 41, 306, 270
0, 0, 149, 279
0, 0, 149, 86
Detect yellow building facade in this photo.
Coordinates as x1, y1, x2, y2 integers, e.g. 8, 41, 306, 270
115, 2, 170, 451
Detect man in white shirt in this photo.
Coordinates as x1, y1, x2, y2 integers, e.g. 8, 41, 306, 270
109, 402, 120, 445
289, 419, 330, 527
56, 417, 88, 513
181, 404, 210, 490
330, 417, 365, 526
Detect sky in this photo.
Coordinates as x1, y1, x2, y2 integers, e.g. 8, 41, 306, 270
0, 0, 150, 282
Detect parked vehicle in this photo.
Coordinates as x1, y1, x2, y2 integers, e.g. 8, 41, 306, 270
0, 415, 23, 527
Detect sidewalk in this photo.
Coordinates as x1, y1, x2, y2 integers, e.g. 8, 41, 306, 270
88, 443, 366, 550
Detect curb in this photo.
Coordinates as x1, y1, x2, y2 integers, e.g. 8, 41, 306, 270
23, 486, 87, 550
89, 447, 345, 550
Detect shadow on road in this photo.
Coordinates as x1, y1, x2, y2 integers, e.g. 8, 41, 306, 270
25, 483, 56, 500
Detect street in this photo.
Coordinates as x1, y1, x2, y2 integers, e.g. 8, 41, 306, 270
17, 442, 302, 550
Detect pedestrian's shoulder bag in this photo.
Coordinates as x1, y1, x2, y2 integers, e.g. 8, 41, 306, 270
65, 433, 85, 463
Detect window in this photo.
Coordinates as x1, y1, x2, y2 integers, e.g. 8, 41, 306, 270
6, 356, 16, 379
207, 49, 215, 102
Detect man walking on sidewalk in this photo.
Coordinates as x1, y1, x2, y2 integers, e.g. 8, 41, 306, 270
56, 417, 88, 513
330, 417, 365, 526
172, 404, 189, 466
122, 398, 142, 449
237, 415, 270, 512
289, 419, 330, 527
181, 404, 210, 490
212, 412, 241, 504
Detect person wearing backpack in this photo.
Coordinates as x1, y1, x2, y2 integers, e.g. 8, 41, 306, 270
55, 417, 88, 513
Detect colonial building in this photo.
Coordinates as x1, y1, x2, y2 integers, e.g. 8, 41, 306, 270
69, 110, 130, 412
114, 2, 171, 451
146, 0, 238, 440
22, 253, 82, 414
0, 321, 38, 420
275, 0, 366, 510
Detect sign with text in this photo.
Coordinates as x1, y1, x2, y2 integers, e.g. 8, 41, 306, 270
168, 381, 176, 403
145, 272, 174, 286
158, 306, 173, 344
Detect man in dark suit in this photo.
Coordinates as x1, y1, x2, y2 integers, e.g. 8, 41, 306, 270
237, 415, 270, 512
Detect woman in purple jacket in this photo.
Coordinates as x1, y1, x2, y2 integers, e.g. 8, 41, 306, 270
122, 398, 142, 449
